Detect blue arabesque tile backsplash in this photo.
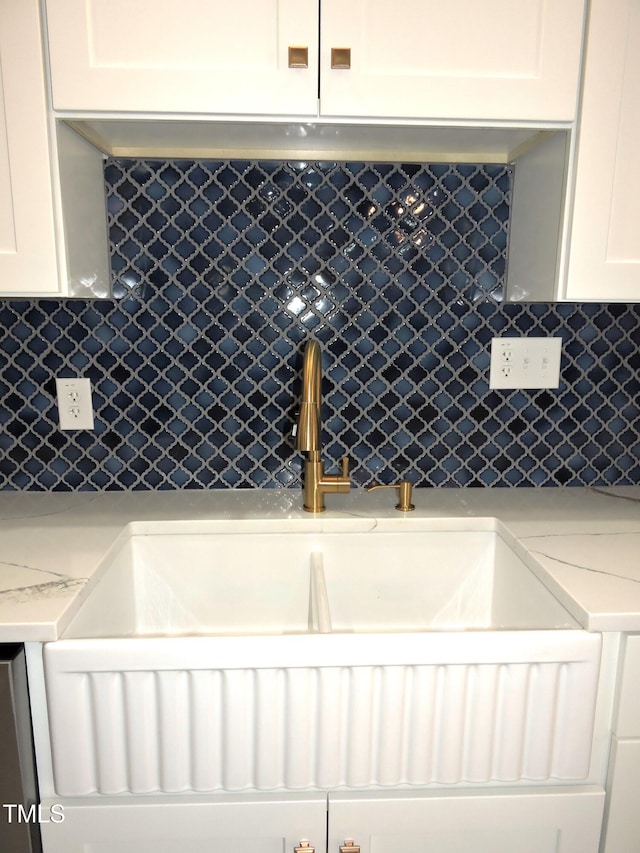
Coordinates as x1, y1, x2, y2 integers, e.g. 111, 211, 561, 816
0, 157, 639, 491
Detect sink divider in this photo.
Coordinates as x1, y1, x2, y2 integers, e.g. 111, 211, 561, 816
309, 551, 332, 634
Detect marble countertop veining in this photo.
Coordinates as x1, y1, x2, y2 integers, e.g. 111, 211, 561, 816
0, 486, 639, 641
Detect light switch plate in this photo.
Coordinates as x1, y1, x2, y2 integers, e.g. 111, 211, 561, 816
489, 337, 562, 390
55, 377, 95, 430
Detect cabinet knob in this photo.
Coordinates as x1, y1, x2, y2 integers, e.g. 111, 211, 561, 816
340, 841, 360, 853
288, 47, 309, 68
295, 842, 315, 853
331, 47, 351, 69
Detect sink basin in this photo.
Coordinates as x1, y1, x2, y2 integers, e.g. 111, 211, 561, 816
318, 528, 575, 631
64, 527, 316, 638
46, 519, 600, 798
63, 521, 576, 638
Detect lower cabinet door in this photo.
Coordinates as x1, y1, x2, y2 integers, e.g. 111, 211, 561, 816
39, 794, 327, 853
40, 787, 605, 853
601, 738, 640, 853
328, 787, 605, 853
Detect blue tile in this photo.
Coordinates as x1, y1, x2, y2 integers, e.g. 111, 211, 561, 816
0, 158, 639, 489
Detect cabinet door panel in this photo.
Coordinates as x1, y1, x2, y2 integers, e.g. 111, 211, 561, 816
329, 788, 604, 853
40, 795, 327, 853
602, 739, 640, 853
45, 0, 319, 115
0, 0, 59, 295
320, 0, 585, 121
614, 634, 640, 736
565, 0, 640, 300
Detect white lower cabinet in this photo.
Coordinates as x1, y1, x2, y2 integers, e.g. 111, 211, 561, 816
602, 739, 640, 853
600, 634, 640, 852
40, 787, 604, 853
39, 793, 328, 853
329, 788, 604, 853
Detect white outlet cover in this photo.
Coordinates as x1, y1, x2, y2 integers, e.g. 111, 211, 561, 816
489, 337, 562, 390
55, 377, 95, 430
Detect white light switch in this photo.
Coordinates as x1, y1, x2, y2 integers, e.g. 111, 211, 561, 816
55, 377, 95, 430
489, 337, 562, 390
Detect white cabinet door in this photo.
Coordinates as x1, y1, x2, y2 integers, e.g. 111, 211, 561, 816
329, 788, 605, 853
320, 0, 586, 121
600, 636, 640, 851
613, 634, 640, 737
40, 794, 327, 853
40, 788, 604, 853
565, 0, 640, 301
0, 0, 59, 295
602, 739, 640, 853
44, 0, 319, 116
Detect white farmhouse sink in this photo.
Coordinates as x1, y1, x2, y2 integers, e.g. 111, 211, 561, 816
45, 519, 601, 799
63, 522, 576, 638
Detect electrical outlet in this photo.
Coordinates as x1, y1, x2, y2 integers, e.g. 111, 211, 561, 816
55, 377, 95, 430
489, 338, 562, 390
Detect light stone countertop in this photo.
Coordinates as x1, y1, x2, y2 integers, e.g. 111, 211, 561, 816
0, 485, 639, 641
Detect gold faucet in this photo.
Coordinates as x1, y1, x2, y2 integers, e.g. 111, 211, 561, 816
296, 340, 350, 512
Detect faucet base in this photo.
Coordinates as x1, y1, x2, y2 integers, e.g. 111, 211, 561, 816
302, 456, 325, 513
302, 454, 350, 513
303, 503, 326, 513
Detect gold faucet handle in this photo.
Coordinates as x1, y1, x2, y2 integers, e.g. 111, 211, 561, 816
340, 456, 349, 479
367, 479, 415, 512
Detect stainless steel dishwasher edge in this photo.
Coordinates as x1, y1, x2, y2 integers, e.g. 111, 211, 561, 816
0, 644, 42, 853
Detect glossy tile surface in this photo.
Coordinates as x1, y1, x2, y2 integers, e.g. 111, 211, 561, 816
0, 159, 638, 490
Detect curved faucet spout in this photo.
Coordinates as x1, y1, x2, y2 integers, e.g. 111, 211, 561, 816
295, 339, 350, 512
295, 340, 322, 453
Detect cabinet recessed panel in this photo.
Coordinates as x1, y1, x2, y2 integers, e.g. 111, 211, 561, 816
349, 0, 545, 79
86, 0, 276, 71
0, 64, 17, 255
370, 829, 557, 853
602, 1, 640, 264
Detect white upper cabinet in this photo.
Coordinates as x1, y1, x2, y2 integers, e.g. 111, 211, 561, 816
320, 0, 586, 122
45, 0, 320, 116
0, 0, 59, 295
44, 0, 586, 122
564, 0, 640, 301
